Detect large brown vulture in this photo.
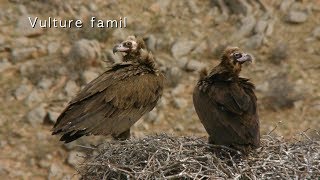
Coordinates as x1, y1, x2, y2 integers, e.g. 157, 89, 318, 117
193, 47, 260, 152
52, 36, 165, 143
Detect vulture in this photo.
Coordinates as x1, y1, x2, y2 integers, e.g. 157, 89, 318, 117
193, 47, 260, 152
52, 36, 165, 143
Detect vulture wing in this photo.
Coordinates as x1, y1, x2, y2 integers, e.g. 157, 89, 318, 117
52, 63, 164, 142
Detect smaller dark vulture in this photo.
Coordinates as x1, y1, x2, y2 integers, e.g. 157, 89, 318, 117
52, 36, 165, 143
193, 47, 260, 153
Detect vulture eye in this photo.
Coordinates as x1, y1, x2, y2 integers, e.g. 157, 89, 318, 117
217, 104, 226, 112
124, 41, 132, 47
233, 53, 242, 59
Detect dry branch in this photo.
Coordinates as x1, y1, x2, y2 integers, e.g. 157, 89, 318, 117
79, 133, 320, 179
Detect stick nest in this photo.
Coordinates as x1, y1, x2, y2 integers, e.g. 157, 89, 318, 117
79, 132, 320, 179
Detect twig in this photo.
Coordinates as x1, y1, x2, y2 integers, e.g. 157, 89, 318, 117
268, 121, 282, 135
79, 133, 320, 179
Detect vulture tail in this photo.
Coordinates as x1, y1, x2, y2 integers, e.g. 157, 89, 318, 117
59, 130, 86, 143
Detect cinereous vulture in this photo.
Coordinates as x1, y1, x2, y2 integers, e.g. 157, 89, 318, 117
52, 36, 165, 143
193, 47, 260, 152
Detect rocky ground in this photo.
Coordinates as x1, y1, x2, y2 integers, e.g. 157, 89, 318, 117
0, 0, 319, 179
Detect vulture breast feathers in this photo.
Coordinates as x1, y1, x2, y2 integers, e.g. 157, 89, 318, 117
193, 47, 260, 151
52, 36, 164, 143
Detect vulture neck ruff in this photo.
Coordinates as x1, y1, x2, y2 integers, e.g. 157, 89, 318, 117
208, 63, 241, 82
123, 49, 156, 71
198, 62, 243, 93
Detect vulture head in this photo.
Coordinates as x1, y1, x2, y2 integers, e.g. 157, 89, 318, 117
113, 35, 156, 68
113, 36, 146, 60
220, 47, 254, 75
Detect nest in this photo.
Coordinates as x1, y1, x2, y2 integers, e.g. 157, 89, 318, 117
79, 132, 320, 179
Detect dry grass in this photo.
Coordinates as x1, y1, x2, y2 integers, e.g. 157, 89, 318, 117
79, 131, 320, 179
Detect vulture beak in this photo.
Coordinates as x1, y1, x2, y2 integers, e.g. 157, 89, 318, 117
237, 53, 253, 64
113, 43, 130, 54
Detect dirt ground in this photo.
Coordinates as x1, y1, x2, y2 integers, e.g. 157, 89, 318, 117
0, 0, 319, 179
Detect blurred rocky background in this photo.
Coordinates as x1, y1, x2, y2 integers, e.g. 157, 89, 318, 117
0, 0, 319, 179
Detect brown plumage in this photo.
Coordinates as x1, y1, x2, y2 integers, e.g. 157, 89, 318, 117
193, 47, 260, 152
52, 36, 165, 143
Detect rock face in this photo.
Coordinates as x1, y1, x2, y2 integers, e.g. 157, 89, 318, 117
66, 39, 101, 83
145, 35, 157, 52
144, 108, 164, 124
16, 15, 44, 37
64, 80, 79, 97
68, 39, 100, 62
47, 42, 60, 55
164, 67, 182, 88
82, 69, 99, 84
269, 43, 288, 64
26, 105, 46, 126
246, 34, 264, 49
14, 84, 33, 100
312, 26, 320, 40
37, 78, 53, 90
254, 20, 268, 34
48, 163, 63, 179
67, 151, 85, 167
171, 40, 196, 59
172, 98, 188, 109
236, 15, 256, 38
179, 58, 206, 72
280, 0, 294, 12
11, 47, 38, 63
24, 89, 44, 106
0, 58, 12, 73
285, 11, 308, 24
